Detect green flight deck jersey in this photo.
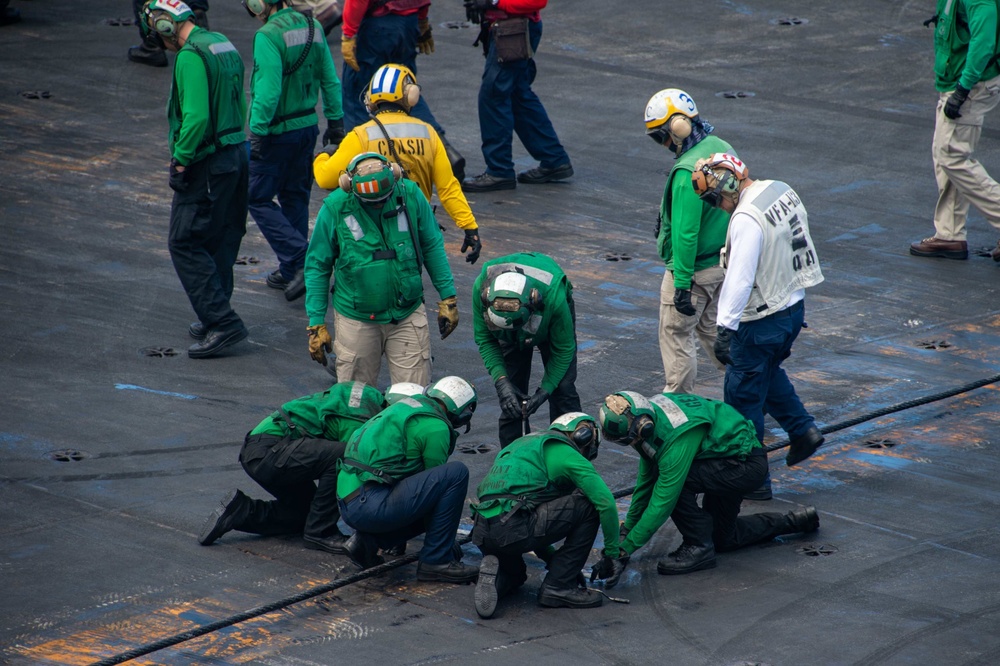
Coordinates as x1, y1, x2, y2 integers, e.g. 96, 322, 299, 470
472, 432, 621, 558
304, 180, 455, 326
167, 26, 247, 167
249, 381, 385, 441
472, 252, 575, 394
658, 135, 735, 290
620, 393, 761, 555
337, 395, 456, 499
250, 7, 343, 136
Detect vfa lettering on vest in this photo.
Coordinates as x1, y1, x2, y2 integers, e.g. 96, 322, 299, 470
736, 180, 823, 322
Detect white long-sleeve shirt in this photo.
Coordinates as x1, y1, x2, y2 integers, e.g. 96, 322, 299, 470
716, 211, 804, 331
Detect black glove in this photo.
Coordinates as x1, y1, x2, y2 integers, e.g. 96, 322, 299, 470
461, 228, 482, 264
525, 388, 549, 417
673, 288, 696, 316
714, 325, 734, 366
323, 119, 346, 148
653, 212, 662, 239
944, 84, 970, 120
923, 14, 938, 28
168, 159, 188, 193
589, 553, 629, 589
619, 522, 630, 543
495, 377, 527, 420
249, 133, 265, 161
464, 0, 490, 23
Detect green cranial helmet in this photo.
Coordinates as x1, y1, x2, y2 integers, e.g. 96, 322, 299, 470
485, 270, 541, 330
549, 412, 601, 461
598, 391, 655, 445
425, 376, 477, 429
385, 382, 425, 406
142, 0, 194, 39
344, 152, 397, 204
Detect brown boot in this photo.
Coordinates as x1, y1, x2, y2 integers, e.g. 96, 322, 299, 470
909, 237, 968, 260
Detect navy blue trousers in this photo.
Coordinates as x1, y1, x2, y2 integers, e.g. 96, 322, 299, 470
339, 461, 469, 565
341, 13, 443, 134
477, 19, 569, 179
723, 300, 815, 443
248, 125, 318, 280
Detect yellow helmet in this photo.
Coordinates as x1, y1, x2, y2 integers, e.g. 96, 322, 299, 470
365, 64, 420, 111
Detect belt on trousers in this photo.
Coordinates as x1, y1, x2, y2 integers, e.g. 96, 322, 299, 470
764, 299, 804, 319
340, 483, 377, 505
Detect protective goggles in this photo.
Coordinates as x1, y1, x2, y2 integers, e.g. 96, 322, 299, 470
646, 127, 672, 146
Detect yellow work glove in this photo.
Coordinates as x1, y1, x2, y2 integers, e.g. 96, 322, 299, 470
307, 324, 333, 366
417, 18, 434, 55
437, 296, 458, 339
341, 35, 359, 71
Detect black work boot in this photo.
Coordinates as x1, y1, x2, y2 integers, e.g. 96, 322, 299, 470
786, 425, 825, 467
416, 560, 479, 584
284, 269, 305, 302
303, 531, 350, 555
198, 489, 250, 545
475, 555, 501, 618
127, 35, 167, 67
537, 584, 603, 609
344, 532, 384, 570
786, 506, 820, 533
656, 543, 717, 575
439, 135, 466, 182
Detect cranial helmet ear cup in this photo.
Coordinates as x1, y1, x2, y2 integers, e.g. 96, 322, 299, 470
668, 115, 692, 142
404, 82, 420, 109
527, 288, 543, 312
631, 415, 654, 441
245, 0, 268, 15
339, 173, 352, 193
388, 162, 403, 181
152, 12, 177, 36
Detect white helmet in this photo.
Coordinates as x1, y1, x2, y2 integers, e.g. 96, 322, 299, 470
425, 376, 478, 429
385, 382, 425, 405
644, 88, 699, 146
692, 153, 749, 207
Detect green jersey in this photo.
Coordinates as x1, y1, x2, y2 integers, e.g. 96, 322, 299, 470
167, 27, 247, 166
472, 432, 621, 558
304, 180, 455, 326
621, 393, 760, 554
472, 252, 576, 394
250, 8, 343, 136
933, 0, 1000, 91
249, 381, 384, 441
658, 135, 734, 289
337, 395, 455, 499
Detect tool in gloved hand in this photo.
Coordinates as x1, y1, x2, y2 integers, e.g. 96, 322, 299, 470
673, 288, 696, 316
307, 324, 333, 366
713, 325, 733, 366
495, 377, 526, 420
589, 552, 629, 589
524, 388, 549, 417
